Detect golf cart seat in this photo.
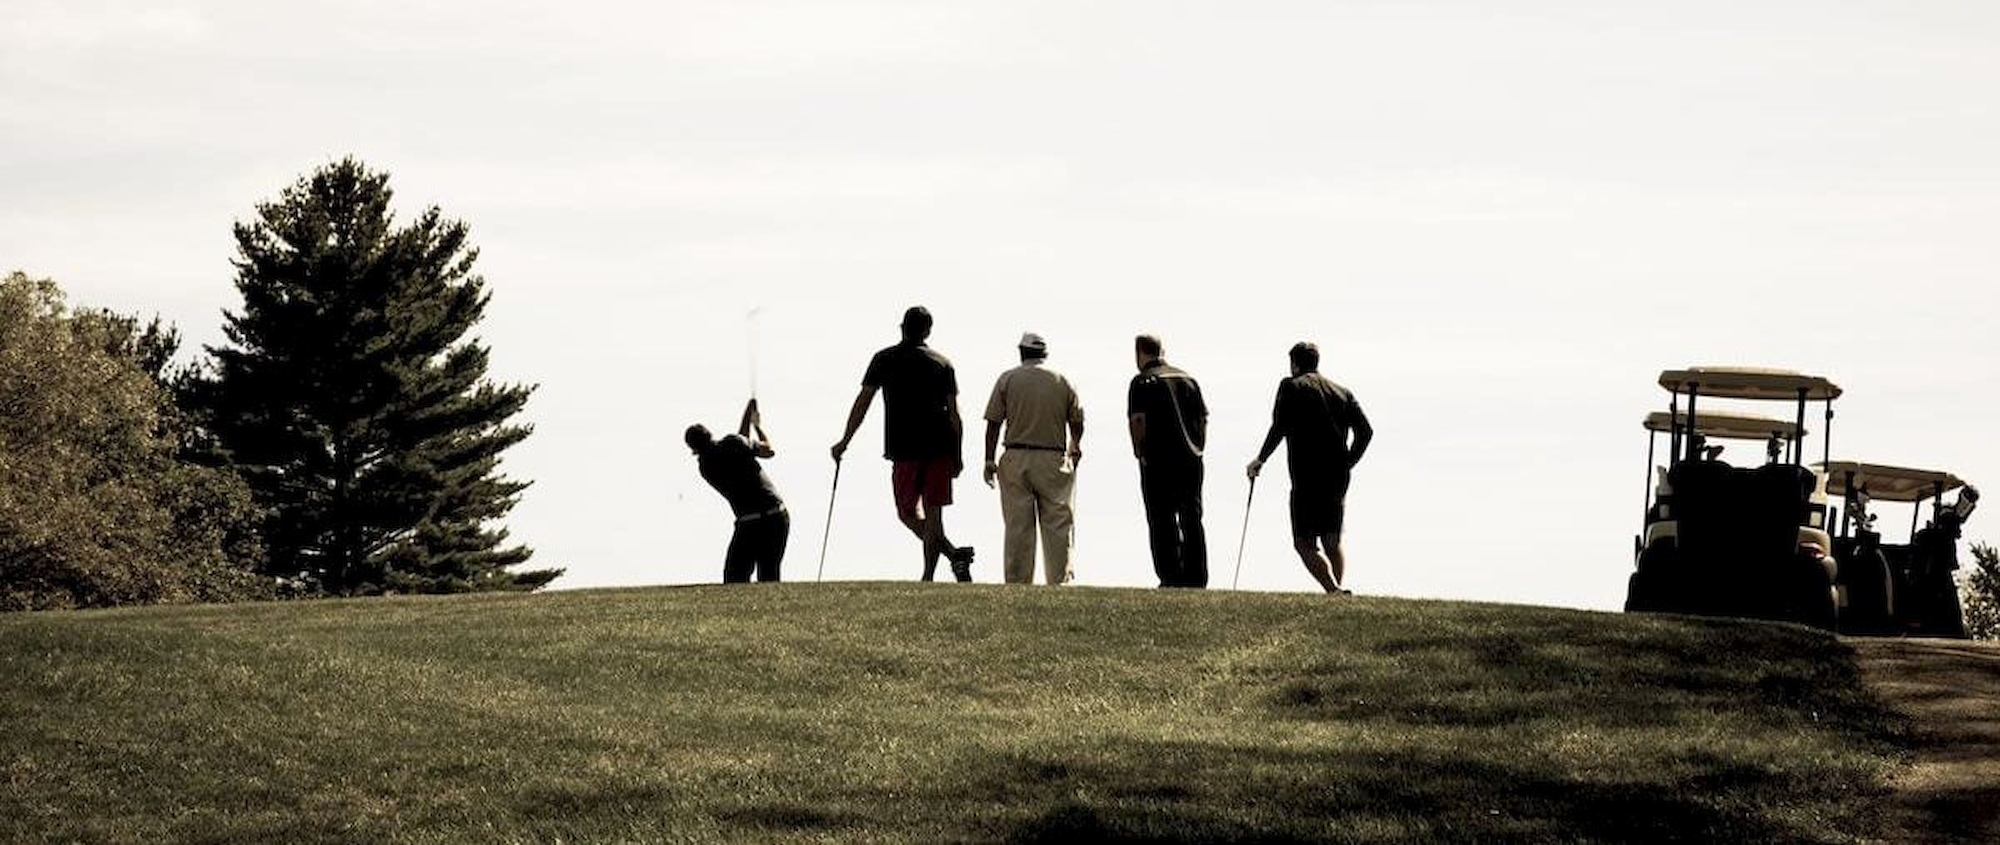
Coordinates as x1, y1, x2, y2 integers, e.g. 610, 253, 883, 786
1643, 522, 1836, 582
1667, 460, 1818, 568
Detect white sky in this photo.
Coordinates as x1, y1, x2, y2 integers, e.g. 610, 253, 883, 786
4, 1, 1995, 610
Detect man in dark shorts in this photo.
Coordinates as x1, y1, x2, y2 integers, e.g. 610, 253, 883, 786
831, 306, 976, 582
1248, 342, 1373, 594
686, 398, 788, 583
1127, 334, 1209, 588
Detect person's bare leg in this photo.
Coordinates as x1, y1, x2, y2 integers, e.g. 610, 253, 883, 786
899, 508, 937, 581
1321, 533, 1347, 591
1294, 537, 1340, 593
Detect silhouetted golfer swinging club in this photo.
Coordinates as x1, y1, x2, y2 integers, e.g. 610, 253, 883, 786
1231, 476, 1257, 589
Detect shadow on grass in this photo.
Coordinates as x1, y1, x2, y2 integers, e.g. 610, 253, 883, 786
981, 741, 1847, 844
1908, 786, 2000, 843
1259, 613, 1903, 738
717, 801, 872, 833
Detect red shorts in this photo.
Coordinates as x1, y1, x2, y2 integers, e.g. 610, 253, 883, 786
892, 459, 955, 519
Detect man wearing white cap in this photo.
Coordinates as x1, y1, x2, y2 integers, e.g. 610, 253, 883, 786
981, 332, 1084, 584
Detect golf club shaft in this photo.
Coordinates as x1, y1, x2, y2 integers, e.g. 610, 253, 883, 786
746, 307, 762, 399
1231, 476, 1256, 589
816, 459, 841, 582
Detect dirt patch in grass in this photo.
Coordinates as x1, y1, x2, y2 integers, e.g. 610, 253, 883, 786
1852, 638, 2000, 843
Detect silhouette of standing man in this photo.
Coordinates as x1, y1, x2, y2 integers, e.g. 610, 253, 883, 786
1249, 342, 1372, 594
1128, 334, 1209, 588
832, 306, 976, 581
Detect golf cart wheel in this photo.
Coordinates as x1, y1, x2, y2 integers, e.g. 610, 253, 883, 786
1839, 554, 1894, 635
1624, 572, 1657, 613
1793, 566, 1839, 631
1938, 581, 1971, 640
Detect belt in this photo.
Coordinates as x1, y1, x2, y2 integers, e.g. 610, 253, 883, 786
1004, 443, 1066, 452
735, 505, 787, 524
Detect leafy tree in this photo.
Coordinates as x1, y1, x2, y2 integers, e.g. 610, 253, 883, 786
186, 158, 559, 595
0, 272, 264, 610
1962, 543, 1999, 641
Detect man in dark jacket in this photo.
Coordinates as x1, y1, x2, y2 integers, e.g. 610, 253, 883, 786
1128, 334, 1209, 588
687, 398, 787, 583
1249, 342, 1372, 594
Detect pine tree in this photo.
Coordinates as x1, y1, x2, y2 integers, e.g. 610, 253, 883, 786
188, 159, 559, 595
1963, 543, 1999, 641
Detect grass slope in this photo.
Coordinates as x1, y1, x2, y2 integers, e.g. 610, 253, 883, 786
1, 584, 1906, 844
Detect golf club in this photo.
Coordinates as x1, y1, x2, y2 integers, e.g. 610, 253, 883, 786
816, 456, 842, 582
745, 306, 764, 399
1231, 475, 1257, 590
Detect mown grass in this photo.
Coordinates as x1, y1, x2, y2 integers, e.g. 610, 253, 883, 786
0, 583, 1907, 843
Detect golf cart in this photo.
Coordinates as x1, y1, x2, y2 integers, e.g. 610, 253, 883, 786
1626, 367, 1842, 629
1820, 461, 1979, 639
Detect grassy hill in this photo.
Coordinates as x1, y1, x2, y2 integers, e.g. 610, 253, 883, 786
0, 584, 1907, 843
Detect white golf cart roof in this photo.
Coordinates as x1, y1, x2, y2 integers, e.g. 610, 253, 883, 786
1817, 461, 1965, 502
1657, 367, 1843, 401
1643, 410, 1803, 441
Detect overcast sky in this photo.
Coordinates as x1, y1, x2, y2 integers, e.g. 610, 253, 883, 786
4, 1, 1995, 609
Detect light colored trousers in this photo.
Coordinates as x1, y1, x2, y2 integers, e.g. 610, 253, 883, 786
998, 449, 1076, 584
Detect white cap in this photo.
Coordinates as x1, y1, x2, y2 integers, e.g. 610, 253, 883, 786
1018, 332, 1047, 354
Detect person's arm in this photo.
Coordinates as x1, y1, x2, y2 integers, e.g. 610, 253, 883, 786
1249, 383, 1286, 478
1190, 382, 1209, 453
1126, 378, 1145, 462
947, 398, 965, 477
1065, 383, 1084, 464
1347, 404, 1373, 469
831, 385, 877, 461
982, 419, 1002, 487
983, 374, 1009, 486
740, 398, 775, 458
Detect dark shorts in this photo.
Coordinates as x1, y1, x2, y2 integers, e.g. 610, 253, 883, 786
892, 459, 955, 519
1290, 474, 1352, 541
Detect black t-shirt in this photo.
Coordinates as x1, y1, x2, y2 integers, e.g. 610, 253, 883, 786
1127, 361, 1207, 465
862, 341, 959, 461
697, 434, 783, 517
1272, 371, 1367, 481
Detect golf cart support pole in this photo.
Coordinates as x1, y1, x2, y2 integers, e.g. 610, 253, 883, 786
1926, 481, 1945, 535
1231, 476, 1257, 590
816, 458, 842, 582
1846, 469, 1858, 539
1683, 384, 1699, 463
1644, 431, 1657, 523
1668, 390, 1681, 466
1791, 388, 1808, 465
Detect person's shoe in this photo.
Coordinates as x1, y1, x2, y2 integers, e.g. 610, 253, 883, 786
948, 546, 975, 582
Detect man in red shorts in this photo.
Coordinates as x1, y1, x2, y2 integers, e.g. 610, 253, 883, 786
831, 306, 977, 581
